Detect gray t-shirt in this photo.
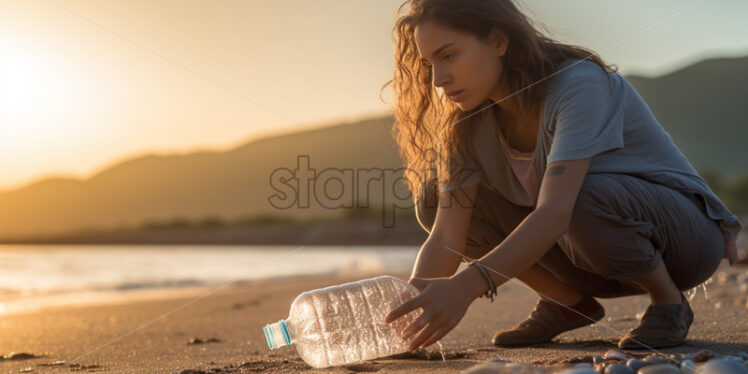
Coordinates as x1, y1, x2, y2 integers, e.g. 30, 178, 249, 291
440, 59, 742, 263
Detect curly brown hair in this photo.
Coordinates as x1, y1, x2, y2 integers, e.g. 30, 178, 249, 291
381, 0, 617, 203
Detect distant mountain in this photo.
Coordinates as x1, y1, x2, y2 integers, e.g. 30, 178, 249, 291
0, 117, 405, 239
626, 56, 748, 175
1, 55, 746, 241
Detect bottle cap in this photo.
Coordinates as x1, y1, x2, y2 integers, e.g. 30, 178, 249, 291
263, 319, 291, 349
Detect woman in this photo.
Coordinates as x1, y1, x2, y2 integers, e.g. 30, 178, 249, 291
381, 0, 742, 352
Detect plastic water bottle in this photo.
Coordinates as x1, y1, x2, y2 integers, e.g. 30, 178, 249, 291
262, 275, 422, 368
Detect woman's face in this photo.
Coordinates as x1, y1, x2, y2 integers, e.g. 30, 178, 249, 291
414, 20, 508, 111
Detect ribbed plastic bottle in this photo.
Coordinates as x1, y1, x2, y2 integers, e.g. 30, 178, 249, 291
262, 275, 422, 368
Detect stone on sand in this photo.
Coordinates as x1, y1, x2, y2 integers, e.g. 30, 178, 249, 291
460, 362, 540, 374
604, 363, 634, 374
637, 363, 680, 374
700, 358, 748, 374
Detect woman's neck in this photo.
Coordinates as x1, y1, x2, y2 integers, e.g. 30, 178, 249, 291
499, 103, 541, 154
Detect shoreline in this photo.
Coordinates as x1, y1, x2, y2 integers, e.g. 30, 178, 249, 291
0, 220, 429, 246
0, 271, 395, 316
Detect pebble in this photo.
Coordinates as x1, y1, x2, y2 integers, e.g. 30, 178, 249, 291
460, 362, 540, 374
558, 368, 597, 374
603, 350, 630, 361
604, 363, 634, 374
644, 355, 671, 365
626, 358, 647, 372
564, 356, 594, 364
503, 362, 539, 373
459, 363, 503, 374
458, 349, 748, 374
2, 352, 39, 360
680, 359, 696, 374
638, 364, 680, 374
700, 358, 748, 374
694, 350, 717, 362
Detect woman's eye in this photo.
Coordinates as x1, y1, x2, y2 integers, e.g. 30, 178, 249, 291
421, 53, 453, 69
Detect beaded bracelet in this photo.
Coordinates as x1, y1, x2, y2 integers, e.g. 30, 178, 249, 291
468, 260, 497, 302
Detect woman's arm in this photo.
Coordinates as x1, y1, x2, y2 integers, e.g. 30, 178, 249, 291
385, 159, 591, 350
410, 183, 479, 279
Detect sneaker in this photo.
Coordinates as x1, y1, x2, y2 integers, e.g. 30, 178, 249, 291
618, 293, 693, 349
492, 296, 605, 347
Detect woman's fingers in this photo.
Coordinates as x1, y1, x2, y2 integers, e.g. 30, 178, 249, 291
384, 296, 422, 323
417, 324, 451, 349
401, 310, 433, 340
407, 317, 443, 351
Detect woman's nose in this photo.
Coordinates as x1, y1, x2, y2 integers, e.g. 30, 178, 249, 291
432, 67, 450, 88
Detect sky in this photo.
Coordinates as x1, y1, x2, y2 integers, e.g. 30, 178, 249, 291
1, 0, 747, 191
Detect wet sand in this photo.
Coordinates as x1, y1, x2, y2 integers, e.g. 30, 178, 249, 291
1, 264, 747, 374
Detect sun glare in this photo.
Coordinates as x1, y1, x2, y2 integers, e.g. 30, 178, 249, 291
2, 38, 68, 126
0, 35, 102, 172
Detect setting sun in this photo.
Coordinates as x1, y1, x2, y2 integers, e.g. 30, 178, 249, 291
2, 37, 91, 148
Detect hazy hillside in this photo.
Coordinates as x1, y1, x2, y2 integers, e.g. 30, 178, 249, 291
0, 117, 405, 239
1, 55, 746, 240
626, 56, 748, 175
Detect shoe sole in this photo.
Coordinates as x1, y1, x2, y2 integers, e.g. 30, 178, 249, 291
618, 339, 686, 350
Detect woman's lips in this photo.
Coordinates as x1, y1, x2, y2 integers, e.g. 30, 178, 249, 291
448, 90, 464, 101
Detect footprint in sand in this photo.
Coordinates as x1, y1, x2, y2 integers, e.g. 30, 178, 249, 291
227, 357, 310, 372
187, 337, 222, 345
343, 363, 381, 372
0, 352, 42, 361
36, 360, 66, 367
232, 296, 265, 310
67, 363, 104, 372
387, 349, 473, 361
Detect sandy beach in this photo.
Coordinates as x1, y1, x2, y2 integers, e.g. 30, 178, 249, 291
1, 263, 747, 374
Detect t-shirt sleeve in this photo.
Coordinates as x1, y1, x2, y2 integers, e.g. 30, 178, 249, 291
438, 152, 481, 192
546, 64, 625, 163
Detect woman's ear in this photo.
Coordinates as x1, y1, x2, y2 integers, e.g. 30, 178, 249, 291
492, 28, 509, 58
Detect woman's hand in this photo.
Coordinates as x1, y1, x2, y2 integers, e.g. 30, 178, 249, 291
383, 276, 476, 351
